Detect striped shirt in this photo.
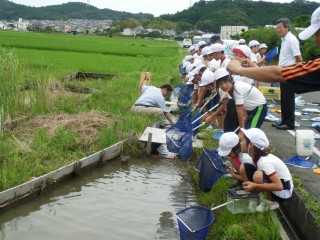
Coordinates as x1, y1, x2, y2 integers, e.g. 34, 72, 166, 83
281, 58, 320, 93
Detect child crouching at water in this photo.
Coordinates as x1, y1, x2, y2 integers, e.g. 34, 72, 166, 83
239, 128, 293, 205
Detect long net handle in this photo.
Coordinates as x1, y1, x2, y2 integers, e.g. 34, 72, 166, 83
191, 103, 219, 124
193, 122, 205, 131
210, 201, 233, 211
199, 93, 217, 112
166, 134, 180, 148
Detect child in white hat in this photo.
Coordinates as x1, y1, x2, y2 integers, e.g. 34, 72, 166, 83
218, 132, 253, 183
206, 68, 267, 129
239, 128, 293, 207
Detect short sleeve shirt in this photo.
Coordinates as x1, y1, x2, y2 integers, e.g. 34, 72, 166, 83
278, 31, 301, 67
231, 81, 266, 111
135, 86, 169, 112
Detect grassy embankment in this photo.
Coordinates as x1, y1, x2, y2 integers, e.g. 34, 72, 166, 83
0, 31, 281, 239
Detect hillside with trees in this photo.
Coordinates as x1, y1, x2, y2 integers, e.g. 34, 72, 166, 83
0, 0, 153, 20
161, 0, 319, 32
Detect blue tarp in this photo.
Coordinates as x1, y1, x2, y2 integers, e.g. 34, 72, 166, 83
285, 155, 317, 169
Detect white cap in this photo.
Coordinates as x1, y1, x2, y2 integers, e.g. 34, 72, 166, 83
201, 46, 214, 56
210, 43, 224, 53
239, 38, 246, 44
240, 128, 269, 150
183, 61, 191, 68
192, 64, 206, 75
199, 69, 214, 86
197, 41, 206, 47
188, 45, 196, 52
186, 71, 195, 84
218, 132, 239, 157
248, 40, 260, 48
195, 45, 199, 51
259, 43, 268, 49
214, 67, 229, 81
184, 55, 192, 62
233, 45, 252, 58
186, 63, 194, 74
299, 7, 320, 40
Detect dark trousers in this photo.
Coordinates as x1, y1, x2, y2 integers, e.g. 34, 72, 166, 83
224, 99, 239, 132
280, 83, 295, 128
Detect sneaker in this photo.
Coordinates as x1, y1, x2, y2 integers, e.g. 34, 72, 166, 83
212, 129, 224, 140
206, 125, 215, 131
223, 173, 233, 179
256, 199, 279, 212
196, 132, 205, 139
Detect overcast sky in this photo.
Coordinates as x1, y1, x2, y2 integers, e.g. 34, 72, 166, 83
9, 0, 318, 17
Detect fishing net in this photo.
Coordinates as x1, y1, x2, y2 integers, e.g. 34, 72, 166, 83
176, 206, 214, 240
166, 121, 193, 161
196, 149, 227, 192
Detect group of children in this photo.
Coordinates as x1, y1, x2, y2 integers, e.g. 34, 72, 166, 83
180, 37, 293, 206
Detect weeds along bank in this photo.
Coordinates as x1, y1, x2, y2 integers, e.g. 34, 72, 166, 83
0, 31, 184, 191
0, 31, 284, 239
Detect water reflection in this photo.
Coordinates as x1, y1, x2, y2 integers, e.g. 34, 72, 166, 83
0, 158, 197, 240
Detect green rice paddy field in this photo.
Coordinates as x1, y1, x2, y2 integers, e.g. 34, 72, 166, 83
0, 31, 184, 189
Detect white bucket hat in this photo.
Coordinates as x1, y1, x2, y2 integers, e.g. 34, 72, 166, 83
259, 43, 268, 49
218, 132, 239, 157
188, 45, 196, 52
210, 43, 224, 53
233, 45, 252, 58
214, 68, 229, 81
248, 40, 260, 48
239, 38, 246, 44
199, 69, 215, 87
201, 46, 214, 56
240, 128, 269, 150
299, 7, 320, 40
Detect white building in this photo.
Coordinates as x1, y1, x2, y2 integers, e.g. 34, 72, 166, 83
221, 26, 248, 39
17, 18, 28, 31
122, 28, 135, 36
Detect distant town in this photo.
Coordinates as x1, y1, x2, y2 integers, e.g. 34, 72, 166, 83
0, 18, 251, 40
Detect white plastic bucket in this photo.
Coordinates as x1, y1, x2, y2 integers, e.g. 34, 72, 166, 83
296, 130, 315, 156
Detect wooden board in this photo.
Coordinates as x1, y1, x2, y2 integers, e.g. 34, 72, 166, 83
139, 127, 203, 148
139, 72, 151, 96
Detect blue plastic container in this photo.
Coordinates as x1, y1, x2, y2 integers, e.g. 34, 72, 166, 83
176, 206, 215, 240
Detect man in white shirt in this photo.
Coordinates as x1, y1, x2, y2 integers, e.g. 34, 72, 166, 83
132, 79, 174, 125
273, 18, 302, 130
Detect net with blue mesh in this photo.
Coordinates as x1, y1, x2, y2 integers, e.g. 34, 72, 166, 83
176, 206, 215, 240
166, 121, 193, 161
265, 47, 278, 64
195, 149, 228, 192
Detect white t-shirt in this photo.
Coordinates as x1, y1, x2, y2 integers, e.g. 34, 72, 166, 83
278, 31, 301, 67
231, 81, 266, 111
220, 57, 230, 69
209, 59, 220, 71
250, 52, 257, 62
233, 75, 255, 85
135, 86, 169, 112
257, 154, 292, 182
257, 153, 293, 198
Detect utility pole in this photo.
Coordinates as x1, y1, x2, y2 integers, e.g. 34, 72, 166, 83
86, 0, 90, 9
190, 0, 193, 8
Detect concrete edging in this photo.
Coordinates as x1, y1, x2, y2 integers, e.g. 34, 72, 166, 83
0, 141, 124, 211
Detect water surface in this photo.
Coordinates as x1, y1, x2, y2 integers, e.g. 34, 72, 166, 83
0, 157, 197, 240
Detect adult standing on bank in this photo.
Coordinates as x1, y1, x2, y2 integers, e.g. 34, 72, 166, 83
273, 18, 302, 131
227, 7, 320, 94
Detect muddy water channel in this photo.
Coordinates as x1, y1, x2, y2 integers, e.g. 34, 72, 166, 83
0, 158, 197, 240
